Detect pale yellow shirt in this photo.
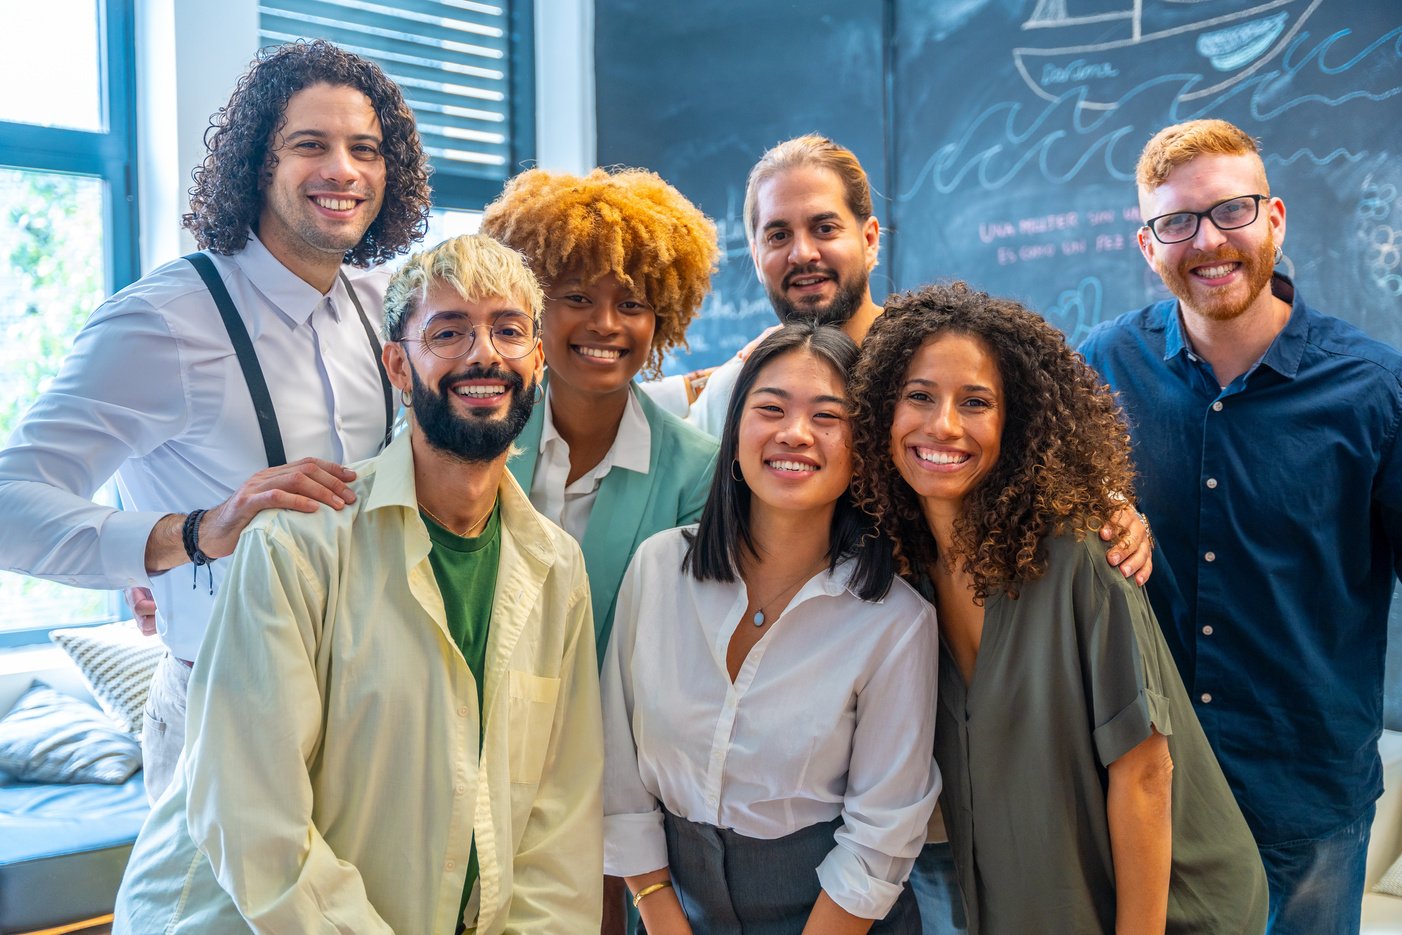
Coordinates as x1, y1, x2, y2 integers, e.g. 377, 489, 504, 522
113, 431, 603, 934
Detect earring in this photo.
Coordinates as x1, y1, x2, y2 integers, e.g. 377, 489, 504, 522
534, 382, 544, 404
730, 459, 744, 482
1273, 244, 1284, 266
400, 388, 413, 408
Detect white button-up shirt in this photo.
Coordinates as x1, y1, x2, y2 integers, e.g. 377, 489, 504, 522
0, 233, 391, 659
529, 386, 651, 542
602, 527, 940, 920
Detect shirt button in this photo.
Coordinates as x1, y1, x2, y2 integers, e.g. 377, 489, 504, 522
455, 782, 467, 795
1200, 693, 1213, 704
1204, 551, 1216, 562
458, 706, 468, 717
1205, 478, 1218, 489
1202, 625, 1214, 635
446, 859, 456, 871
1212, 401, 1224, 412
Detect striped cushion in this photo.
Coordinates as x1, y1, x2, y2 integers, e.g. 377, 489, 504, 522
49, 622, 163, 735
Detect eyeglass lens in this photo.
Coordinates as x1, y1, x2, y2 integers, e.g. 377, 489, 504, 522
421, 312, 537, 359
1150, 195, 1262, 244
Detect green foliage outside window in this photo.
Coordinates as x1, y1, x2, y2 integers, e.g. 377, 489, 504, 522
0, 168, 115, 630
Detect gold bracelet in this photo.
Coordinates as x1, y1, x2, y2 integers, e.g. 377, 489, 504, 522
632, 880, 674, 908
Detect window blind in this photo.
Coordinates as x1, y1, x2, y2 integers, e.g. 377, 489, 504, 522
259, 0, 531, 207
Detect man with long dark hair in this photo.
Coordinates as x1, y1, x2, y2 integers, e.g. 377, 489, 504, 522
0, 39, 431, 800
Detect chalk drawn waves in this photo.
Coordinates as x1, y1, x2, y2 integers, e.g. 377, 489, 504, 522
899, 20, 1402, 200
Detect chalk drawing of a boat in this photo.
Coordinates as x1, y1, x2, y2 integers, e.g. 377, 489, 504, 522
1013, 0, 1323, 110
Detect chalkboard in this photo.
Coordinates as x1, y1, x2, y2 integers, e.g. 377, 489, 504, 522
891, 0, 1402, 348
594, 0, 889, 371
593, 0, 1402, 722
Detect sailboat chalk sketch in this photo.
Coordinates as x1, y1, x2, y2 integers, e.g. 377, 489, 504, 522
1015, 0, 1324, 109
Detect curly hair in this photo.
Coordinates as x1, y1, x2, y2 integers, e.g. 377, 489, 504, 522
478, 167, 719, 378
184, 39, 431, 265
849, 282, 1136, 601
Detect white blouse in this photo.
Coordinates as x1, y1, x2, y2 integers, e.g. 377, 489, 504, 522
602, 527, 940, 921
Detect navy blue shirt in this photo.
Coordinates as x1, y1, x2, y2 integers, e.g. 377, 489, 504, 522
1079, 275, 1402, 845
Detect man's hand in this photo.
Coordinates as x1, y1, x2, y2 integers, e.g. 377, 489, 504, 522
1101, 504, 1154, 586
125, 586, 158, 635
144, 458, 358, 574
199, 458, 358, 558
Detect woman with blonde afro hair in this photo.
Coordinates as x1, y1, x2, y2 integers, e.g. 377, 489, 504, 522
483, 166, 721, 932
481, 165, 720, 646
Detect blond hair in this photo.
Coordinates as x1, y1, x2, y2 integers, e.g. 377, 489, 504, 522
480, 167, 718, 378
383, 234, 544, 341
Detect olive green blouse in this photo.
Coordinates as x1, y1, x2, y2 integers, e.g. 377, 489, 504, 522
934, 532, 1267, 934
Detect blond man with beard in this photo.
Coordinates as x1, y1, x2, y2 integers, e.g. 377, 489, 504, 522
1080, 118, 1402, 934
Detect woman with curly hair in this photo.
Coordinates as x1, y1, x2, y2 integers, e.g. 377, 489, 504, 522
604, 321, 937, 934
480, 167, 720, 663
849, 282, 1266, 935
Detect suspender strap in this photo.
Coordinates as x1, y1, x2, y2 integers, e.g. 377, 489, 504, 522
338, 271, 395, 452
184, 252, 288, 467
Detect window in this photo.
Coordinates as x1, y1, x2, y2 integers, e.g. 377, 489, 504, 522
0, 0, 139, 645
259, 0, 536, 211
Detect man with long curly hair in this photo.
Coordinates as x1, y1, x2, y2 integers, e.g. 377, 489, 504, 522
0, 39, 430, 801
1081, 118, 1402, 933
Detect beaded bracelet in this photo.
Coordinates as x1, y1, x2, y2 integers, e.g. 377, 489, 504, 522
182, 508, 214, 594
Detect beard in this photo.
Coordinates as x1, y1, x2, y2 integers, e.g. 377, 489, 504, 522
766, 264, 869, 327
1156, 232, 1276, 322
410, 362, 537, 463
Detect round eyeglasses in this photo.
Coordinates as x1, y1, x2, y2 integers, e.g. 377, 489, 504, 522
1143, 194, 1268, 245
404, 311, 539, 360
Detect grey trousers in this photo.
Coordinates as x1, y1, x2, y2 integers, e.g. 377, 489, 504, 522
659, 812, 921, 934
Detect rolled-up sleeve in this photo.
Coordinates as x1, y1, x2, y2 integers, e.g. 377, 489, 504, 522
816, 604, 941, 920
0, 297, 186, 589
601, 554, 669, 877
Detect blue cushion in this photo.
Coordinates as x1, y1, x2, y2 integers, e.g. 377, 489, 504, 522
0, 771, 148, 931
0, 680, 141, 784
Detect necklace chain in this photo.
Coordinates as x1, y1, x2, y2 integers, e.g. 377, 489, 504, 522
419, 498, 495, 538
748, 557, 828, 628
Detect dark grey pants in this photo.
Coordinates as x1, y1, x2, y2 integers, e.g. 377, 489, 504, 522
656, 812, 921, 934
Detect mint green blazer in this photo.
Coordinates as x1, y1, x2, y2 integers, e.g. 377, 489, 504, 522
508, 379, 719, 667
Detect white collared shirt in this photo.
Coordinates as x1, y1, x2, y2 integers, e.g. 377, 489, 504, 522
0, 232, 392, 659
602, 526, 941, 920
529, 385, 651, 542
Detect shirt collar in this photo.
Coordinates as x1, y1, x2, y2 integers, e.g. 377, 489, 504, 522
1159, 273, 1305, 379
366, 429, 557, 564
538, 383, 653, 477
230, 229, 346, 326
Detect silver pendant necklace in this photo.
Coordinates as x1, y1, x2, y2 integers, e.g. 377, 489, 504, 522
748, 559, 827, 627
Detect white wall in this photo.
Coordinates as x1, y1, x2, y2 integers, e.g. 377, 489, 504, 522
134, 0, 594, 273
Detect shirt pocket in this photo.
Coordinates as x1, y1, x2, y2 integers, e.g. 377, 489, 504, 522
507, 670, 561, 785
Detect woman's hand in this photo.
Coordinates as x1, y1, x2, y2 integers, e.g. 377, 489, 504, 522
1106, 730, 1173, 935
800, 890, 874, 934
625, 868, 693, 935
1100, 504, 1154, 586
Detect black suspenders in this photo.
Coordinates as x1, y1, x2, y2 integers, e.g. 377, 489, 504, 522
184, 252, 394, 468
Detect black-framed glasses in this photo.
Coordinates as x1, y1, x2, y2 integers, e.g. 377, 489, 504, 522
1142, 194, 1268, 244
403, 310, 539, 360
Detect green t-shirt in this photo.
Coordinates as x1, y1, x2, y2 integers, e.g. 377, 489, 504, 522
422, 503, 501, 929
